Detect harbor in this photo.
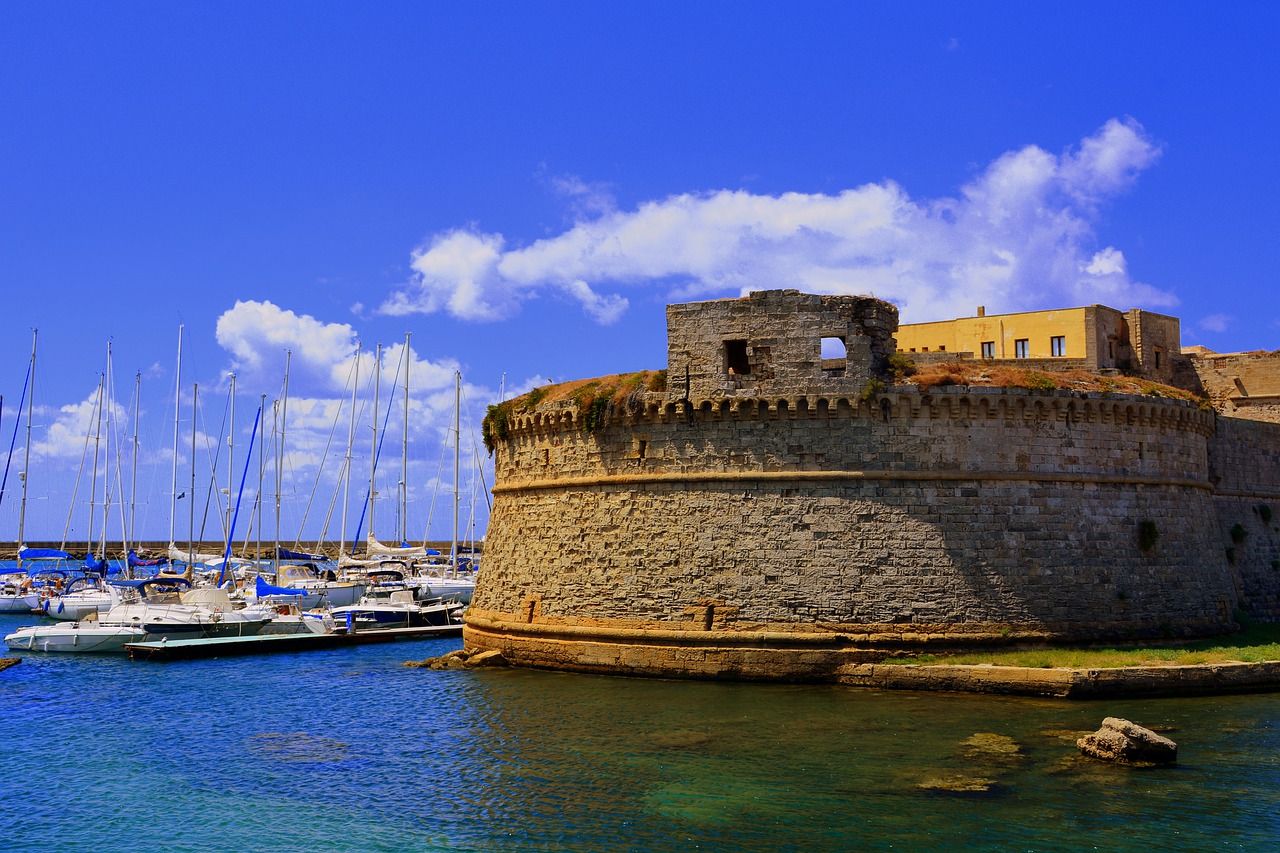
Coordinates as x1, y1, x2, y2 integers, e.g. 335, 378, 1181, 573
5, 603, 1280, 852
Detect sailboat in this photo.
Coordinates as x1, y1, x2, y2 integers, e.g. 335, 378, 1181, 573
415, 370, 475, 604
1, 330, 44, 613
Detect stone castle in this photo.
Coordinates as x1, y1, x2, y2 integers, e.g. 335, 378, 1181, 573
465, 290, 1280, 681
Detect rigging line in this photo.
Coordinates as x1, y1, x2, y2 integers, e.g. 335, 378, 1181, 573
196, 388, 231, 544
293, 361, 357, 549
219, 405, 261, 586
350, 347, 402, 550
311, 352, 362, 550
0, 357, 32, 511
61, 375, 104, 551
419, 428, 450, 544
460, 387, 494, 513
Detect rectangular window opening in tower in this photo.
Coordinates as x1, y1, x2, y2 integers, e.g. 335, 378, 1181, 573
821, 336, 847, 371
725, 339, 751, 375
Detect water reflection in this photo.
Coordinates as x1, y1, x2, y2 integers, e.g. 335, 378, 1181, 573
4, 618, 1280, 852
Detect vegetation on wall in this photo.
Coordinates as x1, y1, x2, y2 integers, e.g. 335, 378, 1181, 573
482, 370, 669, 452
886, 352, 917, 383
909, 361, 1211, 408
1137, 519, 1159, 553
1231, 523, 1249, 544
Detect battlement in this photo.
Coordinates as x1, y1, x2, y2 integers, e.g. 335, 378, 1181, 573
666, 289, 898, 399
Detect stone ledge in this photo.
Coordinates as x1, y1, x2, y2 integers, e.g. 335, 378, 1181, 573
836, 661, 1280, 698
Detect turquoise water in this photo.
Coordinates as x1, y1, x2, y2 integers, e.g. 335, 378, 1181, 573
3, 607, 1280, 852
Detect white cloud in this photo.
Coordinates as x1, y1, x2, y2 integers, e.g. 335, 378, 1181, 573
1199, 314, 1232, 334
382, 118, 1174, 325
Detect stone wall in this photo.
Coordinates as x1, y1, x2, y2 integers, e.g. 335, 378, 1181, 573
1209, 417, 1280, 619
475, 386, 1234, 650
666, 289, 897, 400
1189, 350, 1280, 424
467, 290, 1278, 682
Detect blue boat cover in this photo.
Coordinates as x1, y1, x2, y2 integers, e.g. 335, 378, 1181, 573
111, 576, 193, 591
276, 547, 325, 561
127, 550, 169, 568
19, 547, 71, 560
256, 575, 306, 597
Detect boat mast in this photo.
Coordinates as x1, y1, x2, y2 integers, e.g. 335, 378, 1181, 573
226, 372, 236, 550
101, 342, 117, 562
274, 351, 290, 574
400, 333, 410, 545
17, 329, 37, 552
169, 324, 183, 547
340, 342, 360, 557
255, 392, 266, 565
369, 343, 381, 543
129, 370, 140, 553
188, 383, 197, 570
88, 371, 104, 558
452, 370, 460, 576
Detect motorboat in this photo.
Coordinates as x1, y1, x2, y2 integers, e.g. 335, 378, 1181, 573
253, 563, 366, 609
330, 590, 464, 632
242, 600, 336, 635
4, 615, 150, 653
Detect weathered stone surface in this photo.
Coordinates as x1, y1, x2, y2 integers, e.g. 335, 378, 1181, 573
1077, 717, 1177, 765
405, 647, 509, 671
0, 658, 20, 673
468, 289, 1280, 682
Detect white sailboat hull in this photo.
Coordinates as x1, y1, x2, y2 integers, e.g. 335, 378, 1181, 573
4, 623, 150, 653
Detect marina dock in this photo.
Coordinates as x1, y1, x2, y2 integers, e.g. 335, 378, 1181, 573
124, 623, 462, 661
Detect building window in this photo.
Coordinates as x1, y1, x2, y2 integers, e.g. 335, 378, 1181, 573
1154, 347, 1162, 369
725, 340, 750, 375
1014, 339, 1029, 359
938, 345, 946, 352
980, 341, 995, 359
1051, 336, 1066, 357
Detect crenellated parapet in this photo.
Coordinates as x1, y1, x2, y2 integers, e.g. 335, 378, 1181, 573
499, 386, 1215, 438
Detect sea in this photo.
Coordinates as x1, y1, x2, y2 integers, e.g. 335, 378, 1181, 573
3, 604, 1280, 852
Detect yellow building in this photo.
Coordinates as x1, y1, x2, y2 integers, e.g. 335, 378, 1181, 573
895, 304, 1182, 384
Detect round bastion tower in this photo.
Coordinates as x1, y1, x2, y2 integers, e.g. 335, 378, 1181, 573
466, 290, 1239, 681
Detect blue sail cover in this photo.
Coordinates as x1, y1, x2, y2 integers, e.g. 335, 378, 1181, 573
256, 575, 306, 597
127, 550, 170, 568
276, 547, 325, 561
19, 547, 71, 560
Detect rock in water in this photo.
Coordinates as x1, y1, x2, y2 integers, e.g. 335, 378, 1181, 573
1077, 717, 1177, 765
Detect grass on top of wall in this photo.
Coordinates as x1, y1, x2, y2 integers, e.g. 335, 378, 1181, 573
908, 361, 1211, 409
911, 619, 1280, 669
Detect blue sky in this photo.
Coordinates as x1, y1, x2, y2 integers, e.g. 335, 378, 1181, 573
1, 2, 1277, 548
